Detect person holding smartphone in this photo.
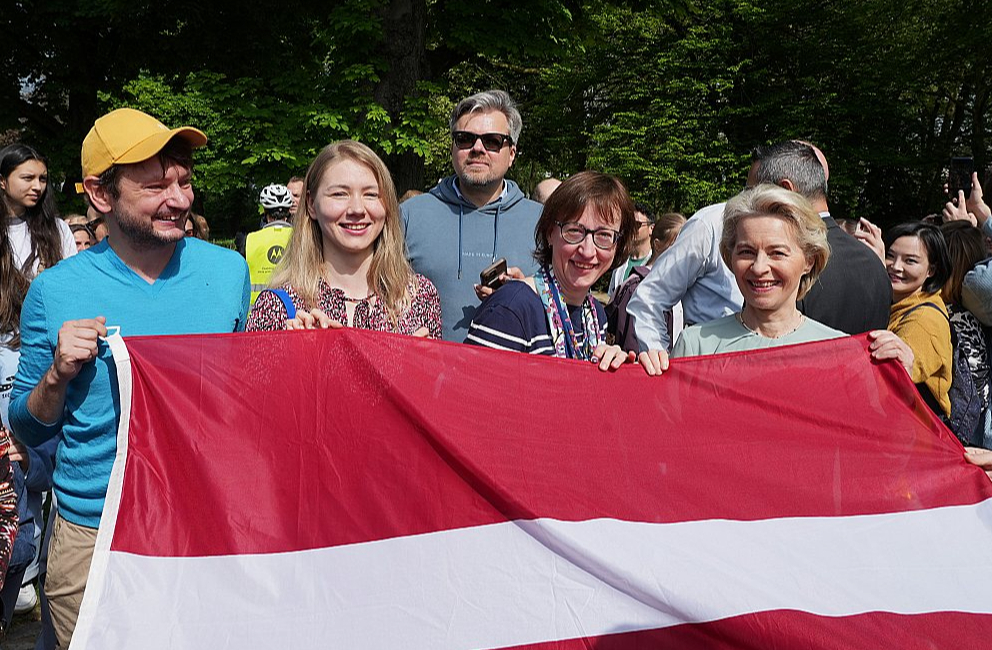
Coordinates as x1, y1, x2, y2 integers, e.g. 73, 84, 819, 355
401, 91, 543, 342
943, 169, 991, 232
464, 171, 637, 372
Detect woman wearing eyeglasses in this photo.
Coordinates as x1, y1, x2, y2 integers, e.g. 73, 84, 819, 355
464, 171, 638, 371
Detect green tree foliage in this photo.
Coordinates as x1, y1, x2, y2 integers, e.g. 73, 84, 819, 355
2, 0, 990, 234
577, 0, 748, 213
2, 0, 580, 233
731, 0, 992, 221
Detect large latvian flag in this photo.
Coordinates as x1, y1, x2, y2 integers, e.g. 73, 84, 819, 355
70, 329, 992, 649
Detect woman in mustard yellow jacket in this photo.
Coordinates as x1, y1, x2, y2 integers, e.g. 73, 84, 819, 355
884, 221, 953, 418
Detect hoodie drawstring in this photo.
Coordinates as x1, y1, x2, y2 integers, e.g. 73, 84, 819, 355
491, 203, 501, 264
457, 203, 464, 279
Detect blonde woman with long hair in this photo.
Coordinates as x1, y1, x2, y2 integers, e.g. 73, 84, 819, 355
246, 141, 441, 338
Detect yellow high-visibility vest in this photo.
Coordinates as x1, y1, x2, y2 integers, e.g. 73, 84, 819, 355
246, 225, 293, 304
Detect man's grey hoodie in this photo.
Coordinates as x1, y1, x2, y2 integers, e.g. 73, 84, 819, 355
401, 176, 542, 342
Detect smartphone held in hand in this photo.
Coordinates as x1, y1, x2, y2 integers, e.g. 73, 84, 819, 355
480, 258, 508, 291
949, 156, 974, 200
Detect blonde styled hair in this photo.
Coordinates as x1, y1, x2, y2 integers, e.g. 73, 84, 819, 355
270, 140, 413, 324
719, 183, 830, 300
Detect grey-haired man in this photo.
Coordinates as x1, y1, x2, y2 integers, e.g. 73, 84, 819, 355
401, 90, 542, 342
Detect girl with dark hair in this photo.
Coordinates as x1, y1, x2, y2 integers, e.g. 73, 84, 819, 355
1, 144, 75, 276
0, 222, 25, 594
884, 221, 954, 418
1, 144, 73, 609
1, 143, 74, 400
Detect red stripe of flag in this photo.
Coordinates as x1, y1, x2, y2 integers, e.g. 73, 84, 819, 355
509, 610, 991, 649
113, 330, 990, 557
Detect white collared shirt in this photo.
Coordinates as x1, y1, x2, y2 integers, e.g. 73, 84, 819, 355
627, 202, 743, 351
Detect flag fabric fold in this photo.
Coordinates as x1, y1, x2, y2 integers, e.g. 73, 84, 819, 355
71, 330, 992, 649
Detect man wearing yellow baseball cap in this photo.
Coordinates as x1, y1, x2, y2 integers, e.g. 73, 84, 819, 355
8, 108, 249, 648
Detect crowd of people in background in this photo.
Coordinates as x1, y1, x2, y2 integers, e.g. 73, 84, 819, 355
1, 89, 992, 648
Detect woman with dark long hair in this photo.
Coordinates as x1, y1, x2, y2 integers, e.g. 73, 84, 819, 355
0, 223, 25, 594
2, 143, 76, 419
1, 144, 74, 276
1, 143, 74, 404
0, 143, 74, 607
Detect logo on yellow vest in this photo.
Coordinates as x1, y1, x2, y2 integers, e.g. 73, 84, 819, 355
267, 245, 285, 264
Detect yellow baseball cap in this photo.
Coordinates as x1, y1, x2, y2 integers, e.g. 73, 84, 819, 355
81, 108, 207, 177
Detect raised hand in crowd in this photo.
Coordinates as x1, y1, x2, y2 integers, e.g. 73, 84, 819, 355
942, 193, 977, 227
943, 172, 991, 228
853, 218, 885, 263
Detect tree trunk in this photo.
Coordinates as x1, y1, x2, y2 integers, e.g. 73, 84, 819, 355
374, 0, 428, 194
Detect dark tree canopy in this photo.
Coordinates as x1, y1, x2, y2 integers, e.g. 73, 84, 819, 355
2, 0, 989, 236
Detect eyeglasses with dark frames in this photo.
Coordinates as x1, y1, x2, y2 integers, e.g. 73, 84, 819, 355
556, 222, 620, 250
452, 131, 514, 153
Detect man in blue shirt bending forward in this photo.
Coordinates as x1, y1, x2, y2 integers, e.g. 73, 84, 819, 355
9, 107, 249, 648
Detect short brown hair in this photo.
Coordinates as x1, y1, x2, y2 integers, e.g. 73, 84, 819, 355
533, 171, 637, 271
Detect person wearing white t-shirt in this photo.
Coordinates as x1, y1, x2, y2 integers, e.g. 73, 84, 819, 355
0, 143, 75, 627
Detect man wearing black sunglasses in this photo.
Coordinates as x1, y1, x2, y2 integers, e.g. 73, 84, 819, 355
402, 90, 543, 342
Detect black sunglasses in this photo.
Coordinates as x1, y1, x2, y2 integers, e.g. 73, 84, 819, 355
452, 131, 514, 153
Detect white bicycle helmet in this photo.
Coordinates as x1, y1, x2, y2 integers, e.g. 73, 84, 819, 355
259, 184, 294, 209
